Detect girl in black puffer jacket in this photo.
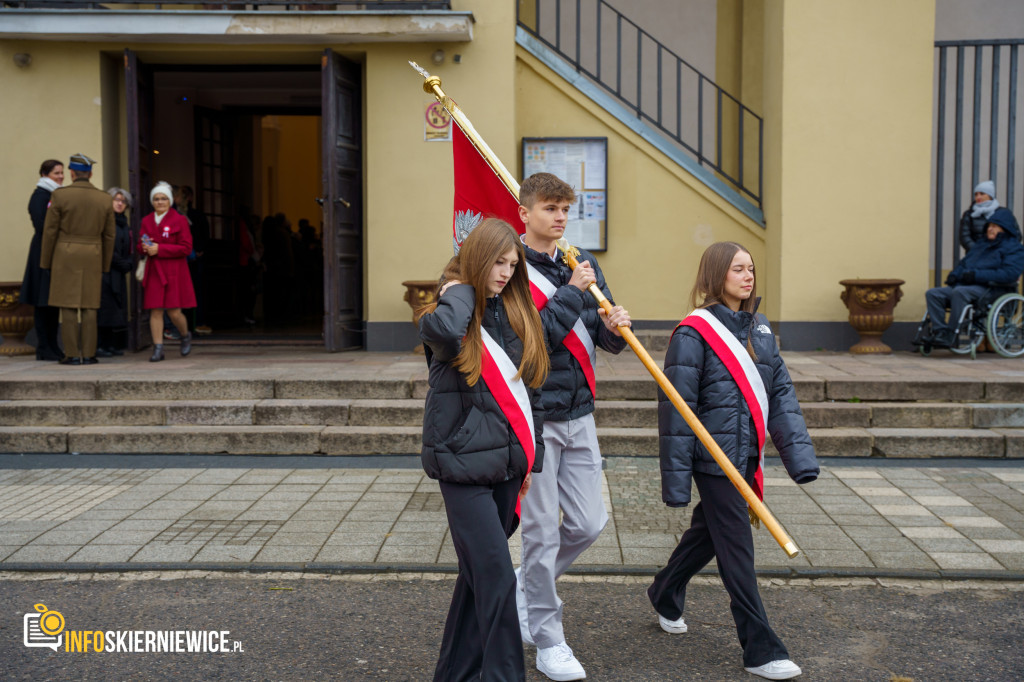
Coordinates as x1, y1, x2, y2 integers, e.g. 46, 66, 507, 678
648, 242, 818, 682
418, 218, 548, 682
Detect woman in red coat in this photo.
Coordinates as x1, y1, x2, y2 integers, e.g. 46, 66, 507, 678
140, 182, 196, 362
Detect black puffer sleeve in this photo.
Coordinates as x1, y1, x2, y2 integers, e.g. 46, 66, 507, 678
418, 284, 474, 362
590, 254, 627, 354
657, 326, 704, 507
538, 281, 587, 351
959, 208, 976, 252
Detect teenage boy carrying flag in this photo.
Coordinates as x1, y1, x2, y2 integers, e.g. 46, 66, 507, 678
515, 172, 630, 682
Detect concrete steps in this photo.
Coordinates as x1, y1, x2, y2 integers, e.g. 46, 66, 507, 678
3, 375, 1024, 458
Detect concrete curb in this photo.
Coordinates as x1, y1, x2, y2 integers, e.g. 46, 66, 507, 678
3, 562, 1024, 582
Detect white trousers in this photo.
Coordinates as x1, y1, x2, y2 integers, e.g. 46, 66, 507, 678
518, 413, 608, 649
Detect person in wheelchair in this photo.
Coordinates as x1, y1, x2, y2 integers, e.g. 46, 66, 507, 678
924, 207, 1024, 348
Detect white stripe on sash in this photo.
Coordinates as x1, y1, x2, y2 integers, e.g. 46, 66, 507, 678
480, 327, 536, 449
687, 308, 769, 455
526, 263, 597, 376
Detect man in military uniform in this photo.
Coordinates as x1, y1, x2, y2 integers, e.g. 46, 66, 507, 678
40, 153, 115, 365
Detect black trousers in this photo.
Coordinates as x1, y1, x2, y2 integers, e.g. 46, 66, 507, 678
33, 305, 60, 360
435, 477, 525, 682
648, 462, 788, 668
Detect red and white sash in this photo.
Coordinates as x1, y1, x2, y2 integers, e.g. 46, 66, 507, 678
479, 327, 537, 474
526, 262, 598, 399
678, 308, 769, 500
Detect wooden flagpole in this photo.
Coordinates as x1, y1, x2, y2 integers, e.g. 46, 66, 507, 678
410, 62, 800, 558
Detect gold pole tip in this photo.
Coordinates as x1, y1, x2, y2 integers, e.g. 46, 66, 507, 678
783, 542, 800, 559
422, 75, 442, 94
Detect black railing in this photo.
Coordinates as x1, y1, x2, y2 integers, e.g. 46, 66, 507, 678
3, 1, 450, 9
933, 39, 1024, 286
517, 0, 763, 209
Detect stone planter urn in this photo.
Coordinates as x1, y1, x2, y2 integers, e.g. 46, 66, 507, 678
839, 278, 905, 354
402, 280, 439, 353
0, 281, 34, 356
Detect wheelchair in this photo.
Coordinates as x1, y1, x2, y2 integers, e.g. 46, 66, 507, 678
913, 284, 1024, 358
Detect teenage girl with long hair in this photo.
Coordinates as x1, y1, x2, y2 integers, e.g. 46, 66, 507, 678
419, 218, 549, 681
648, 241, 819, 681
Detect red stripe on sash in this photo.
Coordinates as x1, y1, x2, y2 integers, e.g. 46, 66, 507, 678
480, 343, 536, 518
678, 317, 765, 500
528, 273, 598, 399
529, 281, 548, 311
563, 332, 598, 400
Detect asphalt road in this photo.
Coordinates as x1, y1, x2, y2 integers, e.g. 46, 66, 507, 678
2, 577, 1021, 681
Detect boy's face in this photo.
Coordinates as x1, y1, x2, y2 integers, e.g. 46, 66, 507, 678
519, 197, 573, 242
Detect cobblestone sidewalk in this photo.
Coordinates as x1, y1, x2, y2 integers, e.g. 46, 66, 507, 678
1, 459, 1022, 576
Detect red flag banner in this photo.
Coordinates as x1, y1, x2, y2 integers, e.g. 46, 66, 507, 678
452, 122, 522, 252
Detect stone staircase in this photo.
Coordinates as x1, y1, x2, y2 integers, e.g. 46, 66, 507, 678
2, 372, 1024, 459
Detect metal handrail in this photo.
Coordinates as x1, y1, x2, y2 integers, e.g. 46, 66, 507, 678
3, 1, 451, 9
518, 0, 763, 208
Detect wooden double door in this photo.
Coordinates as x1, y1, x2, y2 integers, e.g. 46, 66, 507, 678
124, 49, 363, 351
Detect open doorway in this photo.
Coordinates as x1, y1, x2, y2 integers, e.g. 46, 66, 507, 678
131, 62, 357, 347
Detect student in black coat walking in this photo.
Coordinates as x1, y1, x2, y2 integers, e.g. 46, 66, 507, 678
20, 159, 64, 361
649, 242, 819, 681
419, 218, 549, 682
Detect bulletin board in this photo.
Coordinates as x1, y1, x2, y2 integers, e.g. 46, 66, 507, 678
522, 137, 608, 252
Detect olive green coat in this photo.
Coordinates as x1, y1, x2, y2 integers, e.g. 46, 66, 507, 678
40, 178, 116, 309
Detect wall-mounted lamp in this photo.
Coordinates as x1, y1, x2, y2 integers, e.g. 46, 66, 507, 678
13, 53, 32, 68
431, 49, 445, 65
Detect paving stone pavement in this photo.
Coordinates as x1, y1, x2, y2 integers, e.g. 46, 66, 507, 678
1, 458, 1022, 576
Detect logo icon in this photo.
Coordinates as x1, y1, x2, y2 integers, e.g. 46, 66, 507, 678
24, 603, 64, 651
757, 324, 772, 335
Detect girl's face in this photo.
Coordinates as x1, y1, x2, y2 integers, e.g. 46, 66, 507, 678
47, 165, 64, 185
112, 193, 127, 215
487, 247, 518, 296
722, 250, 754, 311
975, 191, 993, 204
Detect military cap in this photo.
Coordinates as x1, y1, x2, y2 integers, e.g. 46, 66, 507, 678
68, 153, 97, 172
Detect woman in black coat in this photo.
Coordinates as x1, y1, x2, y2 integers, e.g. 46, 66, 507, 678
648, 242, 818, 681
96, 187, 135, 356
959, 180, 1001, 252
419, 218, 548, 682
20, 159, 64, 361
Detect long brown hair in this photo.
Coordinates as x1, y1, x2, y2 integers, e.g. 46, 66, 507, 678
422, 219, 549, 389
690, 241, 757, 313
690, 241, 758, 359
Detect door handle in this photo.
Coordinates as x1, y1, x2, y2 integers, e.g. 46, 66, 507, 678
315, 197, 351, 208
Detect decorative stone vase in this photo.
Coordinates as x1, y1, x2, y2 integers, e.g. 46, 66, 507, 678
402, 280, 439, 353
0, 281, 34, 356
839, 278, 905, 354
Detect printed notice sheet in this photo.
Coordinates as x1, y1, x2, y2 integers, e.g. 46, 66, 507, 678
522, 137, 608, 251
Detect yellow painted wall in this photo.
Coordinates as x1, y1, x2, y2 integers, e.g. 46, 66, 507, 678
762, 0, 936, 323
0, 42, 105, 284
515, 50, 765, 321
364, 0, 518, 323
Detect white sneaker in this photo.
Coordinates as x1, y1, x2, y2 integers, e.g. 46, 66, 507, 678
514, 567, 534, 645
536, 641, 586, 681
658, 613, 688, 634
744, 659, 802, 680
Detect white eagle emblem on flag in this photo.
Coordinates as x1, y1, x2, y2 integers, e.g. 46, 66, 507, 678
454, 209, 483, 254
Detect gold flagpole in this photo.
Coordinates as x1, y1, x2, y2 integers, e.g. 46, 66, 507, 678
410, 62, 800, 559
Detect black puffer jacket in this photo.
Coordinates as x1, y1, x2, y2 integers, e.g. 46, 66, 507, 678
523, 243, 626, 420
419, 284, 544, 485
658, 302, 818, 507
959, 206, 992, 253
